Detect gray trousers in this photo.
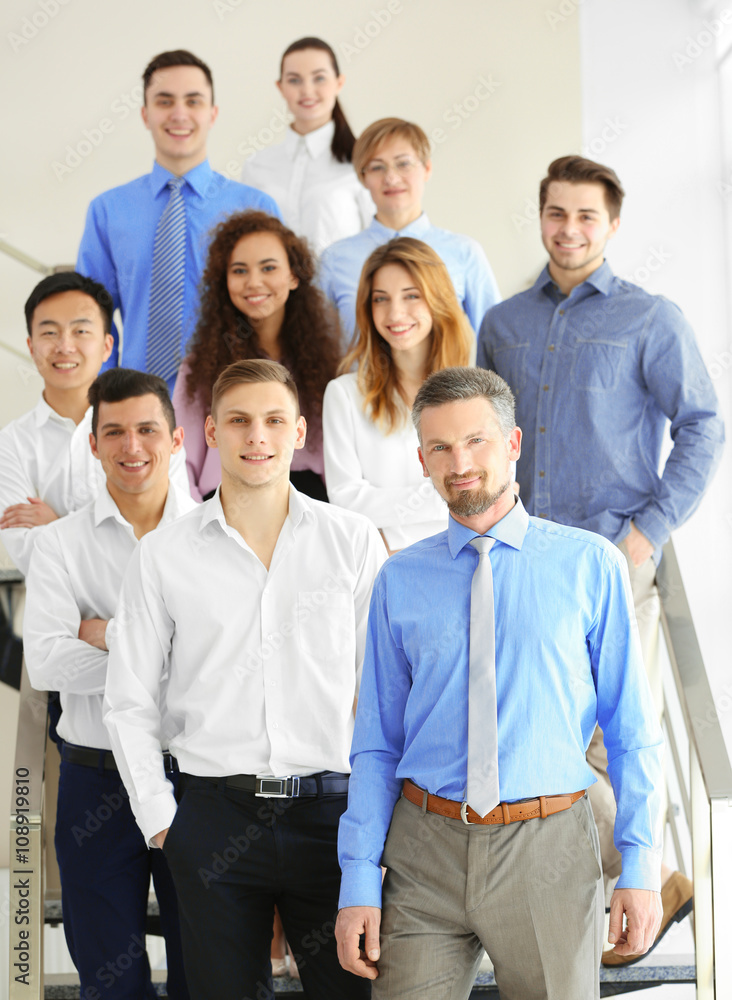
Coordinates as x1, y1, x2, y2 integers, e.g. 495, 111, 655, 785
374, 793, 604, 1000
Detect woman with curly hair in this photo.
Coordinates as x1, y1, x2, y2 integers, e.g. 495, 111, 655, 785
173, 210, 341, 501
322, 237, 473, 554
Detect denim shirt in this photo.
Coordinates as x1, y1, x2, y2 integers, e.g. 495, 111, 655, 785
477, 262, 724, 556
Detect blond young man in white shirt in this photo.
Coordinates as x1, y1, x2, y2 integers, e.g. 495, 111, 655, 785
0, 272, 191, 577
104, 359, 385, 1000
24, 367, 197, 1000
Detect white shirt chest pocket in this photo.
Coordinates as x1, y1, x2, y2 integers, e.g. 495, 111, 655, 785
297, 591, 354, 658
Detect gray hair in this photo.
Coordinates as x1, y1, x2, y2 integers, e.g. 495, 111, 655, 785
411, 366, 516, 441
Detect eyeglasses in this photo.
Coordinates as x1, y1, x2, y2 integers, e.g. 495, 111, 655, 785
362, 157, 420, 178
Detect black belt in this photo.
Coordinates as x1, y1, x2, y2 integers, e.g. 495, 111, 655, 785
62, 743, 177, 774
200, 771, 349, 798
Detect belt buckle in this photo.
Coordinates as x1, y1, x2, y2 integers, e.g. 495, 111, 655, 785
460, 802, 474, 826
255, 776, 299, 798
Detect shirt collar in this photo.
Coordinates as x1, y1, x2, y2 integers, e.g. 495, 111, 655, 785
150, 158, 213, 198
93, 481, 186, 531
447, 496, 529, 559
534, 259, 614, 297
199, 483, 316, 535
33, 396, 91, 431
368, 212, 431, 240
285, 120, 335, 159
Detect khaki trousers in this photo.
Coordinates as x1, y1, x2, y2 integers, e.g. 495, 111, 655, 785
586, 541, 661, 886
374, 793, 604, 1000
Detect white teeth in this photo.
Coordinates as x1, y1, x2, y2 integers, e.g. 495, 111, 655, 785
168, 129, 191, 136
122, 462, 146, 468
53, 363, 77, 369
244, 456, 271, 461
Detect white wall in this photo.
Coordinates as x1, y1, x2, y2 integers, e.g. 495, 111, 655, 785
0, 0, 582, 424
580, 0, 732, 755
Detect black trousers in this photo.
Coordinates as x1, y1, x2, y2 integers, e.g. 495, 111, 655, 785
163, 774, 370, 1000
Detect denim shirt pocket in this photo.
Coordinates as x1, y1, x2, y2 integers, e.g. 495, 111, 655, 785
492, 342, 530, 397
570, 338, 627, 391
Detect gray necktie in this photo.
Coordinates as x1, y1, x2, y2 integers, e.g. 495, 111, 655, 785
467, 536, 499, 818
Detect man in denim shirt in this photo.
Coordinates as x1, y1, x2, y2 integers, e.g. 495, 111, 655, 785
477, 155, 724, 966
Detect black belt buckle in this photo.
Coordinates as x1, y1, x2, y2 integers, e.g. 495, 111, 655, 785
255, 775, 300, 798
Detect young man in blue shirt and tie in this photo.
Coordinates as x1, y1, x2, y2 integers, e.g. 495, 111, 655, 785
476, 156, 724, 962
336, 367, 664, 1000
77, 49, 280, 390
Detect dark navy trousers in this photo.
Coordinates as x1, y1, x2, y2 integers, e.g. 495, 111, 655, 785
55, 758, 189, 1000
162, 773, 371, 1000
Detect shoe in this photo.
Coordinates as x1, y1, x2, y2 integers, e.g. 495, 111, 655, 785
601, 871, 693, 967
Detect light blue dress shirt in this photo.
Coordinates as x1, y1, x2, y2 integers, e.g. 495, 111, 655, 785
77, 160, 280, 389
338, 499, 664, 909
318, 213, 500, 342
477, 262, 724, 556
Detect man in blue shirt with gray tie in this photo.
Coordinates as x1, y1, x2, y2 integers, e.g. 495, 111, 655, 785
336, 367, 664, 1000
77, 49, 280, 390
476, 156, 723, 962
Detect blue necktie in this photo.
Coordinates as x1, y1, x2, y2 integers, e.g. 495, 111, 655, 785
146, 177, 186, 381
467, 535, 500, 817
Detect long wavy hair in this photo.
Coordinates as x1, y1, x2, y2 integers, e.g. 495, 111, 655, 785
185, 211, 341, 436
342, 237, 473, 433
280, 37, 355, 163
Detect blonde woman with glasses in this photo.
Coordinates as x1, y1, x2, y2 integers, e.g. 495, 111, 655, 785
319, 118, 501, 344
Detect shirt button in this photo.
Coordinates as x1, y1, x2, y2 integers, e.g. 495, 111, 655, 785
548, 344, 555, 351
539, 513, 549, 519
543, 385, 549, 391
559, 309, 565, 316
539, 471, 545, 477
539, 426, 546, 433
271, 722, 279, 730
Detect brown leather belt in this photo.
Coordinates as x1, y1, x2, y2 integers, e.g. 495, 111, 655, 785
402, 779, 585, 826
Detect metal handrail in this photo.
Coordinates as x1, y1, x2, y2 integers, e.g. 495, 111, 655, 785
0, 240, 51, 277
8, 664, 47, 999
658, 538, 732, 999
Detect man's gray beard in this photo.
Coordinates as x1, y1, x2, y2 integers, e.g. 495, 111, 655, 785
444, 476, 511, 517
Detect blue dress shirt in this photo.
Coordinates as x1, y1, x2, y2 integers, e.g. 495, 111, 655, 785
318, 213, 500, 342
338, 499, 664, 909
477, 262, 724, 555
76, 160, 280, 389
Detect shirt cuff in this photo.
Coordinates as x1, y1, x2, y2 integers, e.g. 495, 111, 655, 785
338, 861, 384, 909
136, 787, 178, 849
615, 847, 662, 892
104, 618, 115, 651
632, 509, 670, 552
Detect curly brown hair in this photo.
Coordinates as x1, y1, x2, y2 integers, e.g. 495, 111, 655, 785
184, 211, 341, 437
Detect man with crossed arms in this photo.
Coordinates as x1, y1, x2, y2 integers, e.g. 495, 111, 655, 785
24, 368, 195, 999
336, 367, 664, 1000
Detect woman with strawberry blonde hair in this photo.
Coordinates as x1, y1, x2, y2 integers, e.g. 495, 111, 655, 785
322, 237, 472, 553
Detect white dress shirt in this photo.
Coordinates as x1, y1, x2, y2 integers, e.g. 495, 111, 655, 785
0, 396, 193, 576
103, 486, 386, 844
240, 120, 374, 256
322, 374, 448, 550
23, 482, 196, 750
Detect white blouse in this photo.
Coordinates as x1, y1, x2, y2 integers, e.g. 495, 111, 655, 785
240, 120, 374, 255
322, 373, 448, 551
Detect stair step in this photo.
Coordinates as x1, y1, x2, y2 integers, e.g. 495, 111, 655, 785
43, 963, 697, 998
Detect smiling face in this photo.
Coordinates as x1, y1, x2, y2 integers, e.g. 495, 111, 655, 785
226, 231, 299, 330
418, 396, 521, 530
277, 48, 344, 134
540, 180, 620, 291
142, 64, 218, 175
28, 290, 113, 395
370, 263, 433, 357
90, 394, 183, 499
361, 136, 432, 223
204, 380, 306, 492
